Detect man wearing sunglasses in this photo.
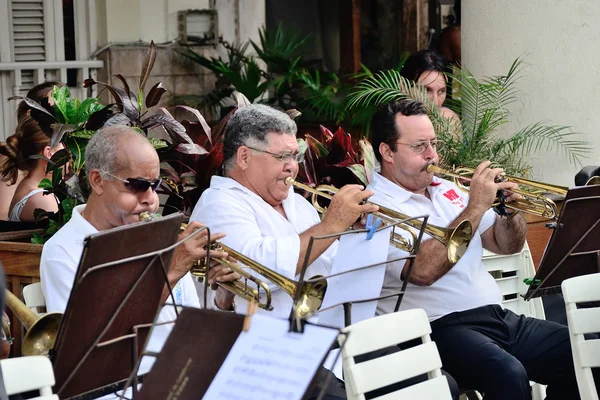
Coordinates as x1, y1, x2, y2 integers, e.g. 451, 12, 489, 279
191, 104, 378, 399
367, 99, 590, 399
39, 126, 239, 397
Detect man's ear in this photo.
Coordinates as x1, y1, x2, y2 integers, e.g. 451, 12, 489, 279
88, 170, 105, 195
236, 146, 250, 171
379, 142, 395, 164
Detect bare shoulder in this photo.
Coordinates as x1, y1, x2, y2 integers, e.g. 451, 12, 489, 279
440, 106, 460, 121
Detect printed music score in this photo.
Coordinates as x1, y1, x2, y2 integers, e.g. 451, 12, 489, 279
203, 313, 339, 400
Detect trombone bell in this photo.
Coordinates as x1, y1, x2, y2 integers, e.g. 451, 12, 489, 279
4, 289, 61, 356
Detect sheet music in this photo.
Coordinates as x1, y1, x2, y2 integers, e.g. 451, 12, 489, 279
203, 313, 339, 400
318, 227, 391, 327
317, 227, 391, 378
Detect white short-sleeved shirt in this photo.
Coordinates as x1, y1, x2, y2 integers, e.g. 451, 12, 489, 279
190, 175, 337, 320
40, 204, 199, 396
367, 171, 502, 321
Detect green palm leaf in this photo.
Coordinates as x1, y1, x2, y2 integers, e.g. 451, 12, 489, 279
347, 57, 591, 176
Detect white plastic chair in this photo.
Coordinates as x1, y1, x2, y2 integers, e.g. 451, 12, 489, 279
340, 308, 453, 400
562, 273, 600, 400
0, 356, 58, 399
481, 241, 547, 400
22, 282, 47, 315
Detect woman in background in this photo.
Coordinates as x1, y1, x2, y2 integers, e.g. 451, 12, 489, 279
400, 50, 460, 126
0, 82, 59, 220
0, 115, 61, 222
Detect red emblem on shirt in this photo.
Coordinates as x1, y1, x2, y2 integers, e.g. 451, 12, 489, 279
443, 189, 465, 208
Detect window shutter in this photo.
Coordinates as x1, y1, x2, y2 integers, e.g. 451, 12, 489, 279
10, 0, 46, 91
11, 0, 46, 62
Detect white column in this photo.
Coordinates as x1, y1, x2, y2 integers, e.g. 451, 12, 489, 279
463, 0, 600, 186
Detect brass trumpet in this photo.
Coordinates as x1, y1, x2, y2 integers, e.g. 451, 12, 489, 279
4, 289, 62, 356
140, 212, 328, 319
285, 177, 473, 264
194, 241, 327, 319
426, 165, 582, 219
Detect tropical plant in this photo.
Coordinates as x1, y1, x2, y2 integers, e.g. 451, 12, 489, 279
298, 125, 375, 189
12, 42, 216, 242
347, 58, 591, 176
176, 23, 398, 129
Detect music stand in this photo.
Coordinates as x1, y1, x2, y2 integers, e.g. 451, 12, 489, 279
294, 214, 429, 327
524, 184, 600, 300
51, 213, 185, 399
126, 306, 346, 400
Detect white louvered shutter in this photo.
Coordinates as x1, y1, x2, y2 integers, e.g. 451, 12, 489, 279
10, 0, 46, 91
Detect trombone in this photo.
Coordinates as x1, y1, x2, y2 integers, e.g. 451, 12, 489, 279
4, 289, 62, 356
191, 241, 328, 319
427, 165, 577, 219
285, 177, 473, 264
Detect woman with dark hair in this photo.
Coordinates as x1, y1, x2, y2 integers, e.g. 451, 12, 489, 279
400, 50, 460, 125
0, 81, 60, 220
0, 114, 61, 222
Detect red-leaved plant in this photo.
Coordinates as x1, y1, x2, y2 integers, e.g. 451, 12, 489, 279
298, 125, 376, 190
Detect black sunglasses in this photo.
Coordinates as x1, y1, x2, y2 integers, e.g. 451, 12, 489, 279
106, 173, 162, 194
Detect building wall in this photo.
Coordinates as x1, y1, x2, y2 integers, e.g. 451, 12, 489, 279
463, 0, 600, 186
94, 0, 265, 119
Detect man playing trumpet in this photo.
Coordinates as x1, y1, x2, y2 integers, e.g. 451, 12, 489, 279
40, 126, 239, 393
191, 104, 378, 399
369, 99, 593, 399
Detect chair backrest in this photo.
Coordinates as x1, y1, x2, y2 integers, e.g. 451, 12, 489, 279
482, 241, 545, 319
0, 356, 56, 397
340, 308, 452, 400
22, 282, 46, 312
562, 273, 600, 400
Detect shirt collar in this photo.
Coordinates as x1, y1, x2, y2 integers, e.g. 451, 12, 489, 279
370, 171, 446, 204
71, 204, 99, 238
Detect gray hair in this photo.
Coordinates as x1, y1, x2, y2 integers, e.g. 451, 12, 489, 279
223, 104, 297, 171
85, 125, 139, 178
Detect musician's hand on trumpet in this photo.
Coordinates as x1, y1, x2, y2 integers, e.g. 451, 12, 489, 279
322, 184, 379, 233
207, 263, 242, 311
467, 161, 518, 213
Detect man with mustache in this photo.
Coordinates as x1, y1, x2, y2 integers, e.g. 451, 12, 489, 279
368, 99, 592, 399
40, 126, 238, 397
191, 104, 378, 399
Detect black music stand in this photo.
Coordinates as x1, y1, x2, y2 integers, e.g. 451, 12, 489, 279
127, 306, 345, 400
51, 213, 185, 399
524, 184, 600, 300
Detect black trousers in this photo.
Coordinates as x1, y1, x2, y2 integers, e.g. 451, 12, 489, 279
430, 304, 599, 400
307, 367, 346, 400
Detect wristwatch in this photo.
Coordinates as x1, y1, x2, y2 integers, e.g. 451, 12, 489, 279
213, 297, 236, 313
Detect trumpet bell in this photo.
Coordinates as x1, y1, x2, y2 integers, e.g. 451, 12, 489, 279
447, 220, 473, 264
586, 176, 600, 186
294, 276, 328, 319
22, 313, 62, 357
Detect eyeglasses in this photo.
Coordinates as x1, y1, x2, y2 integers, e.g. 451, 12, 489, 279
246, 146, 305, 164
396, 139, 444, 154
105, 173, 162, 194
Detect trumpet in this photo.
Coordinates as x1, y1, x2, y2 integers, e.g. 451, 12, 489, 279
139, 213, 327, 319
192, 241, 327, 319
285, 177, 473, 264
4, 289, 62, 356
427, 165, 574, 219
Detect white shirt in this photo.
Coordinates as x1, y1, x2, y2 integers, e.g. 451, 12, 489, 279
190, 175, 337, 320
40, 205, 199, 396
367, 171, 501, 321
